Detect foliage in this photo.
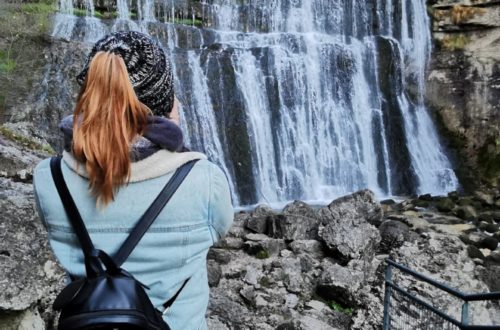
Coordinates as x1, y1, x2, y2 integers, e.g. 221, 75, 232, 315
450, 5, 486, 25
173, 18, 203, 27
0, 125, 54, 154
0, 50, 16, 73
439, 34, 469, 51
258, 276, 272, 288
432, 5, 486, 25
20, 2, 57, 15
329, 300, 354, 315
255, 249, 269, 259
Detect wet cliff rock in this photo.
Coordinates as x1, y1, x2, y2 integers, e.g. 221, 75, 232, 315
426, 0, 500, 187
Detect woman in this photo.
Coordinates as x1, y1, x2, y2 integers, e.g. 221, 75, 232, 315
33, 31, 234, 329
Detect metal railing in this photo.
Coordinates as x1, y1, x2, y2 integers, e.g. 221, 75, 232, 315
383, 259, 500, 330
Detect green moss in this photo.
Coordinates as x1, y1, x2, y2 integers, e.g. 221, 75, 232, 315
438, 34, 470, 51
20, 2, 57, 15
0, 126, 54, 154
173, 18, 203, 27
72, 8, 120, 19
258, 276, 272, 288
255, 249, 269, 259
329, 300, 354, 315
0, 50, 16, 73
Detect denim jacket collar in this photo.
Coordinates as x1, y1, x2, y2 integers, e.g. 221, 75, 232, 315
62, 150, 207, 183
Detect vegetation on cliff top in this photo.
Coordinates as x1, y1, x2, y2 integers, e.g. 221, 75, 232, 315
0, 125, 54, 154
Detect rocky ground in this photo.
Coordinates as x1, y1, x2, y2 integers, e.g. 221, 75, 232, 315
1, 134, 499, 329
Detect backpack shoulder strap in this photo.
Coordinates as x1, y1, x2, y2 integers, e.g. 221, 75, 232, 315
50, 156, 95, 258
113, 159, 198, 267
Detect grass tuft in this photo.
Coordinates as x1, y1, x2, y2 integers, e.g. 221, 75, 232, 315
255, 249, 270, 259
329, 300, 354, 315
0, 126, 54, 154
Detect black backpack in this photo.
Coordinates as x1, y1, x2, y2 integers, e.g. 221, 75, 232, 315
49, 156, 197, 330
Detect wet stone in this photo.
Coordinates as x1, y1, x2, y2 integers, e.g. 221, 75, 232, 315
436, 198, 455, 212
455, 206, 477, 221
467, 245, 485, 260
479, 222, 499, 233
479, 237, 498, 250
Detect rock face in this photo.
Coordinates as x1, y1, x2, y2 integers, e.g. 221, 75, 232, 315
426, 0, 500, 187
0, 138, 65, 329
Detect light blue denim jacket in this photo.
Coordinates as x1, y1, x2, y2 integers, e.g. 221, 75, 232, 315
33, 150, 234, 330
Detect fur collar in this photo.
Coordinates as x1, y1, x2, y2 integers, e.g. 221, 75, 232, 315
62, 149, 207, 182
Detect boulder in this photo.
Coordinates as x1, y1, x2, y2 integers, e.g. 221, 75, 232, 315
455, 206, 477, 221
378, 219, 417, 253
418, 194, 433, 201
467, 245, 485, 260
207, 248, 233, 265
243, 233, 286, 257
317, 260, 363, 306
245, 205, 275, 234
317, 191, 382, 261
478, 222, 499, 233
289, 240, 325, 258
474, 192, 494, 207
479, 237, 498, 251
267, 201, 319, 240
436, 197, 455, 212
321, 190, 384, 227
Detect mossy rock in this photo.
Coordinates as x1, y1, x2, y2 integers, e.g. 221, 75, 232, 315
414, 199, 430, 208
418, 193, 433, 201
455, 206, 477, 221
457, 197, 474, 206
436, 197, 455, 212
467, 245, 485, 260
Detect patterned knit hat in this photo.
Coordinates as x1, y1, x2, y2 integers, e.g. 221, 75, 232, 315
77, 31, 174, 116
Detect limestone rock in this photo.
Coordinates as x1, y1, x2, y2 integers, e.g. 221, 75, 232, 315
289, 240, 325, 258
317, 260, 363, 306
379, 219, 418, 253
208, 259, 222, 287
0, 178, 65, 317
267, 201, 320, 240
245, 205, 275, 234
318, 191, 382, 261
207, 248, 233, 265
320, 190, 384, 227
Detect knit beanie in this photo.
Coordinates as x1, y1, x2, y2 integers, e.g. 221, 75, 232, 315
76, 31, 174, 116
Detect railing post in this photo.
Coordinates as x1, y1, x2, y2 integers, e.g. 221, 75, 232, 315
461, 301, 469, 327
383, 263, 393, 330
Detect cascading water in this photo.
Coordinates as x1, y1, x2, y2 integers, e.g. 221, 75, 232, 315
50, 0, 459, 206
52, 0, 77, 40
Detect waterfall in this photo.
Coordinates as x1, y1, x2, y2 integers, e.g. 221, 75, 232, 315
82, 0, 106, 43
52, 0, 77, 40
51, 0, 459, 206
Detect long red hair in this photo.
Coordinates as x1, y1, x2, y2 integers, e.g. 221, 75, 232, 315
72, 51, 150, 207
